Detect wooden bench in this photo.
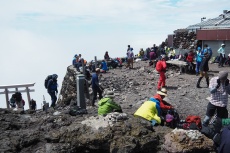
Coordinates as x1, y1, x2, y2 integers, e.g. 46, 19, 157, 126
166, 60, 188, 73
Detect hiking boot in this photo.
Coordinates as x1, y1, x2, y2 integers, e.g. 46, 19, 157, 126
196, 77, 203, 88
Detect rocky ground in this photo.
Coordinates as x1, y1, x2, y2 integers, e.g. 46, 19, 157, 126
0, 60, 229, 153
98, 60, 230, 120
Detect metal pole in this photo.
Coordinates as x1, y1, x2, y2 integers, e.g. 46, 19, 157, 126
26, 87, 31, 109
76, 74, 86, 109
94, 56, 98, 68
5, 88, 9, 109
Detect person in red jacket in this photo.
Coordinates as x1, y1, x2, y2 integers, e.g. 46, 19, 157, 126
153, 88, 173, 111
156, 55, 167, 90
186, 50, 195, 74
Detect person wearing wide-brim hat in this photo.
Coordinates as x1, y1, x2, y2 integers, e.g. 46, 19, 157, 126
98, 90, 122, 115
154, 88, 173, 111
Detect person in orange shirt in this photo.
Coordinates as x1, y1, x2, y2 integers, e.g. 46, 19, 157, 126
156, 55, 167, 90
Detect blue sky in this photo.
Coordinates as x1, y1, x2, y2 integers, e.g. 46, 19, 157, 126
0, 0, 229, 109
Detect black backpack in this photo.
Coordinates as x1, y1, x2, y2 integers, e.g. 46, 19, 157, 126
15, 92, 22, 102
44, 75, 52, 89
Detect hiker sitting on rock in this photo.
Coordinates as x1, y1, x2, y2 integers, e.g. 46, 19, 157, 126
98, 90, 122, 115
151, 88, 173, 113
100, 60, 108, 73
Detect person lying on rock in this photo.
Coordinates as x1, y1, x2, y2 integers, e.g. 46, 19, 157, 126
98, 91, 122, 115
134, 93, 162, 126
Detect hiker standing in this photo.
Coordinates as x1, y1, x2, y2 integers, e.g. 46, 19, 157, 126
91, 68, 103, 106
186, 50, 195, 74
196, 47, 203, 76
126, 48, 134, 69
9, 94, 16, 108
218, 44, 226, 67
104, 51, 110, 61
47, 74, 58, 108
202, 71, 230, 127
196, 51, 210, 88
156, 55, 167, 90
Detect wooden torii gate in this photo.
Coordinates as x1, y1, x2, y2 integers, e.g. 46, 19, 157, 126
0, 83, 35, 109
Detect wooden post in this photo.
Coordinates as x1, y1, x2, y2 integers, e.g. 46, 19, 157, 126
5, 88, 9, 109
95, 56, 98, 68
26, 87, 31, 109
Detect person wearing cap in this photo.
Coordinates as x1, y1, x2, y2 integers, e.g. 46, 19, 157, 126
91, 68, 103, 106
218, 44, 226, 67
202, 71, 230, 127
156, 55, 167, 90
98, 91, 122, 115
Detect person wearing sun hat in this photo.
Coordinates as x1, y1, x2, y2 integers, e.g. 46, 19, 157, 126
202, 71, 230, 127
98, 90, 122, 115
154, 88, 173, 111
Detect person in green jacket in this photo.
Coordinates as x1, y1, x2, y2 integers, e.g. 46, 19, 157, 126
98, 91, 122, 115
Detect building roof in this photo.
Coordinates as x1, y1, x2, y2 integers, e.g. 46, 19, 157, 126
187, 10, 230, 30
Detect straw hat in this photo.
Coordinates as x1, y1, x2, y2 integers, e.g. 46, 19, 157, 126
104, 90, 115, 98
157, 88, 167, 96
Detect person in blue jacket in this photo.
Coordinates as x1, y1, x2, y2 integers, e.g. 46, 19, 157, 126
101, 60, 108, 72
91, 68, 103, 106
47, 74, 58, 107
196, 47, 203, 76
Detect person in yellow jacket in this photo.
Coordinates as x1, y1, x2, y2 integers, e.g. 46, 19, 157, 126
134, 97, 161, 126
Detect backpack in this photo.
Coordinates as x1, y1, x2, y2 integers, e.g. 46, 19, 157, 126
165, 109, 180, 128
185, 115, 202, 130
44, 75, 53, 89
15, 92, 22, 102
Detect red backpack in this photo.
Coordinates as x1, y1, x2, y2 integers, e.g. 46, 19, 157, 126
185, 115, 202, 130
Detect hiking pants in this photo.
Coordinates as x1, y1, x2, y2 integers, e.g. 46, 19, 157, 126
157, 72, 166, 90
196, 62, 201, 74
206, 102, 228, 118
48, 91, 57, 107
219, 54, 225, 67
92, 87, 103, 106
